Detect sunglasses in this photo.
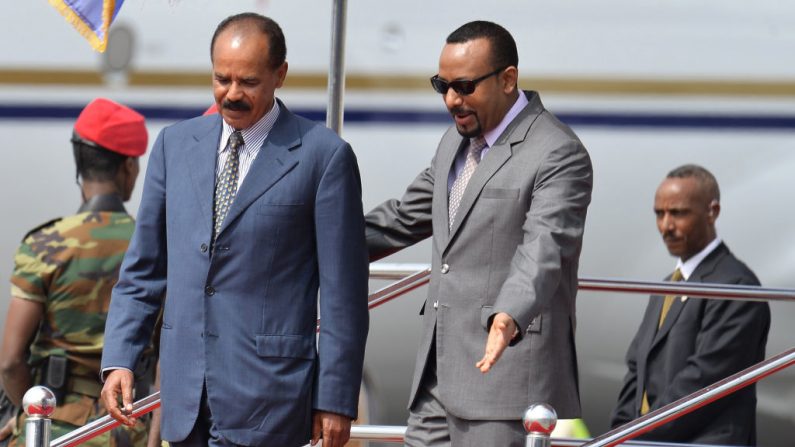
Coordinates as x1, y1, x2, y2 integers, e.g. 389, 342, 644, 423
430, 67, 507, 95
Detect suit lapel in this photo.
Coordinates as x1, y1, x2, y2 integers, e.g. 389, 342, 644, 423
442, 92, 544, 252
217, 106, 301, 236
650, 268, 686, 348
187, 116, 223, 236
447, 142, 511, 238
650, 243, 727, 348
652, 291, 685, 346
433, 136, 465, 253
636, 296, 663, 411
688, 243, 725, 282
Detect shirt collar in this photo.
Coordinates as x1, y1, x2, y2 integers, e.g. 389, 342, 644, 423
219, 99, 281, 153
77, 193, 127, 214
676, 237, 722, 280
481, 92, 529, 148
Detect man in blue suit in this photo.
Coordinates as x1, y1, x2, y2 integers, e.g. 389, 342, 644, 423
100, 13, 369, 447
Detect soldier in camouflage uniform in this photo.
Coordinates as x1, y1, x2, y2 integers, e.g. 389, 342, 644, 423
0, 98, 150, 446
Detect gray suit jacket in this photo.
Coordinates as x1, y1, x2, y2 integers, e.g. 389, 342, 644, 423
366, 91, 593, 420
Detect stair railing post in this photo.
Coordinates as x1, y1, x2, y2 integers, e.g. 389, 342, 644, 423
22, 386, 56, 447
523, 403, 557, 447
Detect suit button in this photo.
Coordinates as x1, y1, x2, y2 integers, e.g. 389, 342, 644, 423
205, 286, 215, 296
440, 264, 449, 274
433, 300, 439, 309
200, 243, 208, 253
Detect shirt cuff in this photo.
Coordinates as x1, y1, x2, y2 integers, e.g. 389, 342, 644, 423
100, 367, 134, 383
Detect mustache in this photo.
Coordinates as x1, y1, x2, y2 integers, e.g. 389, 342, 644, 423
222, 100, 251, 112
450, 106, 474, 116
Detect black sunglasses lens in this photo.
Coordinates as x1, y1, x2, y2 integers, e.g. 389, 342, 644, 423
431, 76, 480, 95
449, 80, 475, 95
430, 77, 449, 94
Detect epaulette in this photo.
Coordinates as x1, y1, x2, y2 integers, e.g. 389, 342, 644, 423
22, 217, 63, 241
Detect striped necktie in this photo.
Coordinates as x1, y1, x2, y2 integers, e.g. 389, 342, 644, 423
449, 136, 487, 230
213, 131, 244, 240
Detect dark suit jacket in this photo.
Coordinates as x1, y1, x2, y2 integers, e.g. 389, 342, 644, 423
101, 103, 369, 447
366, 91, 593, 420
611, 242, 770, 445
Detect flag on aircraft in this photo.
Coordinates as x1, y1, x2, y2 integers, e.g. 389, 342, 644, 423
48, 0, 124, 52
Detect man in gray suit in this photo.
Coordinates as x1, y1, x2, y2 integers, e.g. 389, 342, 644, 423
366, 21, 593, 446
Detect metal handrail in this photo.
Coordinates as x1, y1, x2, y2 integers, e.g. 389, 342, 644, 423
50, 392, 160, 447
369, 263, 795, 302
350, 424, 406, 442
60, 270, 432, 445
316, 266, 431, 331
369, 263, 433, 280
347, 425, 738, 447
367, 267, 431, 309
48, 265, 795, 446
48, 403, 740, 447
582, 347, 795, 447
578, 277, 795, 302
38, 404, 756, 447
550, 441, 738, 447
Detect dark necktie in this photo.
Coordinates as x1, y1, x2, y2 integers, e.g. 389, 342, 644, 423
449, 136, 487, 230
640, 267, 683, 415
213, 131, 244, 240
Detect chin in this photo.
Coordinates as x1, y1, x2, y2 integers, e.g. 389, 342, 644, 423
456, 125, 480, 138
224, 118, 249, 130
665, 247, 683, 258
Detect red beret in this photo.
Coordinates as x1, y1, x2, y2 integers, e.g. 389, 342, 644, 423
74, 98, 148, 157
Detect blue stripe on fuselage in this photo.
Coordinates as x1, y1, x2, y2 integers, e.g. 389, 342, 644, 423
1, 104, 795, 130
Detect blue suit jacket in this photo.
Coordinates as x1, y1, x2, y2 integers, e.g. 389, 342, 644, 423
101, 103, 369, 446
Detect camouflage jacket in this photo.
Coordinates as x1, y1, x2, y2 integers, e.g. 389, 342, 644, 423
10, 206, 135, 378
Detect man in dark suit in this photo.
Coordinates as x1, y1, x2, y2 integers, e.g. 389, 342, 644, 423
365, 21, 593, 446
611, 164, 770, 445
100, 13, 369, 447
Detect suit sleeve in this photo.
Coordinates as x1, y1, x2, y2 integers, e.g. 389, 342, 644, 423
645, 274, 770, 440
101, 129, 168, 372
364, 156, 435, 261
492, 138, 593, 333
312, 142, 370, 419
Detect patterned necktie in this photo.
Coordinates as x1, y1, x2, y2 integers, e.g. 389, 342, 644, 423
658, 267, 683, 329
640, 267, 683, 415
449, 136, 487, 230
213, 131, 244, 240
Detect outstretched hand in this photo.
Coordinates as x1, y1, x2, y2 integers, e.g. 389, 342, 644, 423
476, 312, 518, 373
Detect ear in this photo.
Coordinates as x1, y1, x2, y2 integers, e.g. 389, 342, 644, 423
122, 157, 137, 175
118, 157, 139, 201
501, 66, 518, 94
275, 61, 288, 88
708, 200, 720, 222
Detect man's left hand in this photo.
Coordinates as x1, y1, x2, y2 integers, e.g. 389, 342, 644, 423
476, 312, 518, 373
311, 410, 351, 447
